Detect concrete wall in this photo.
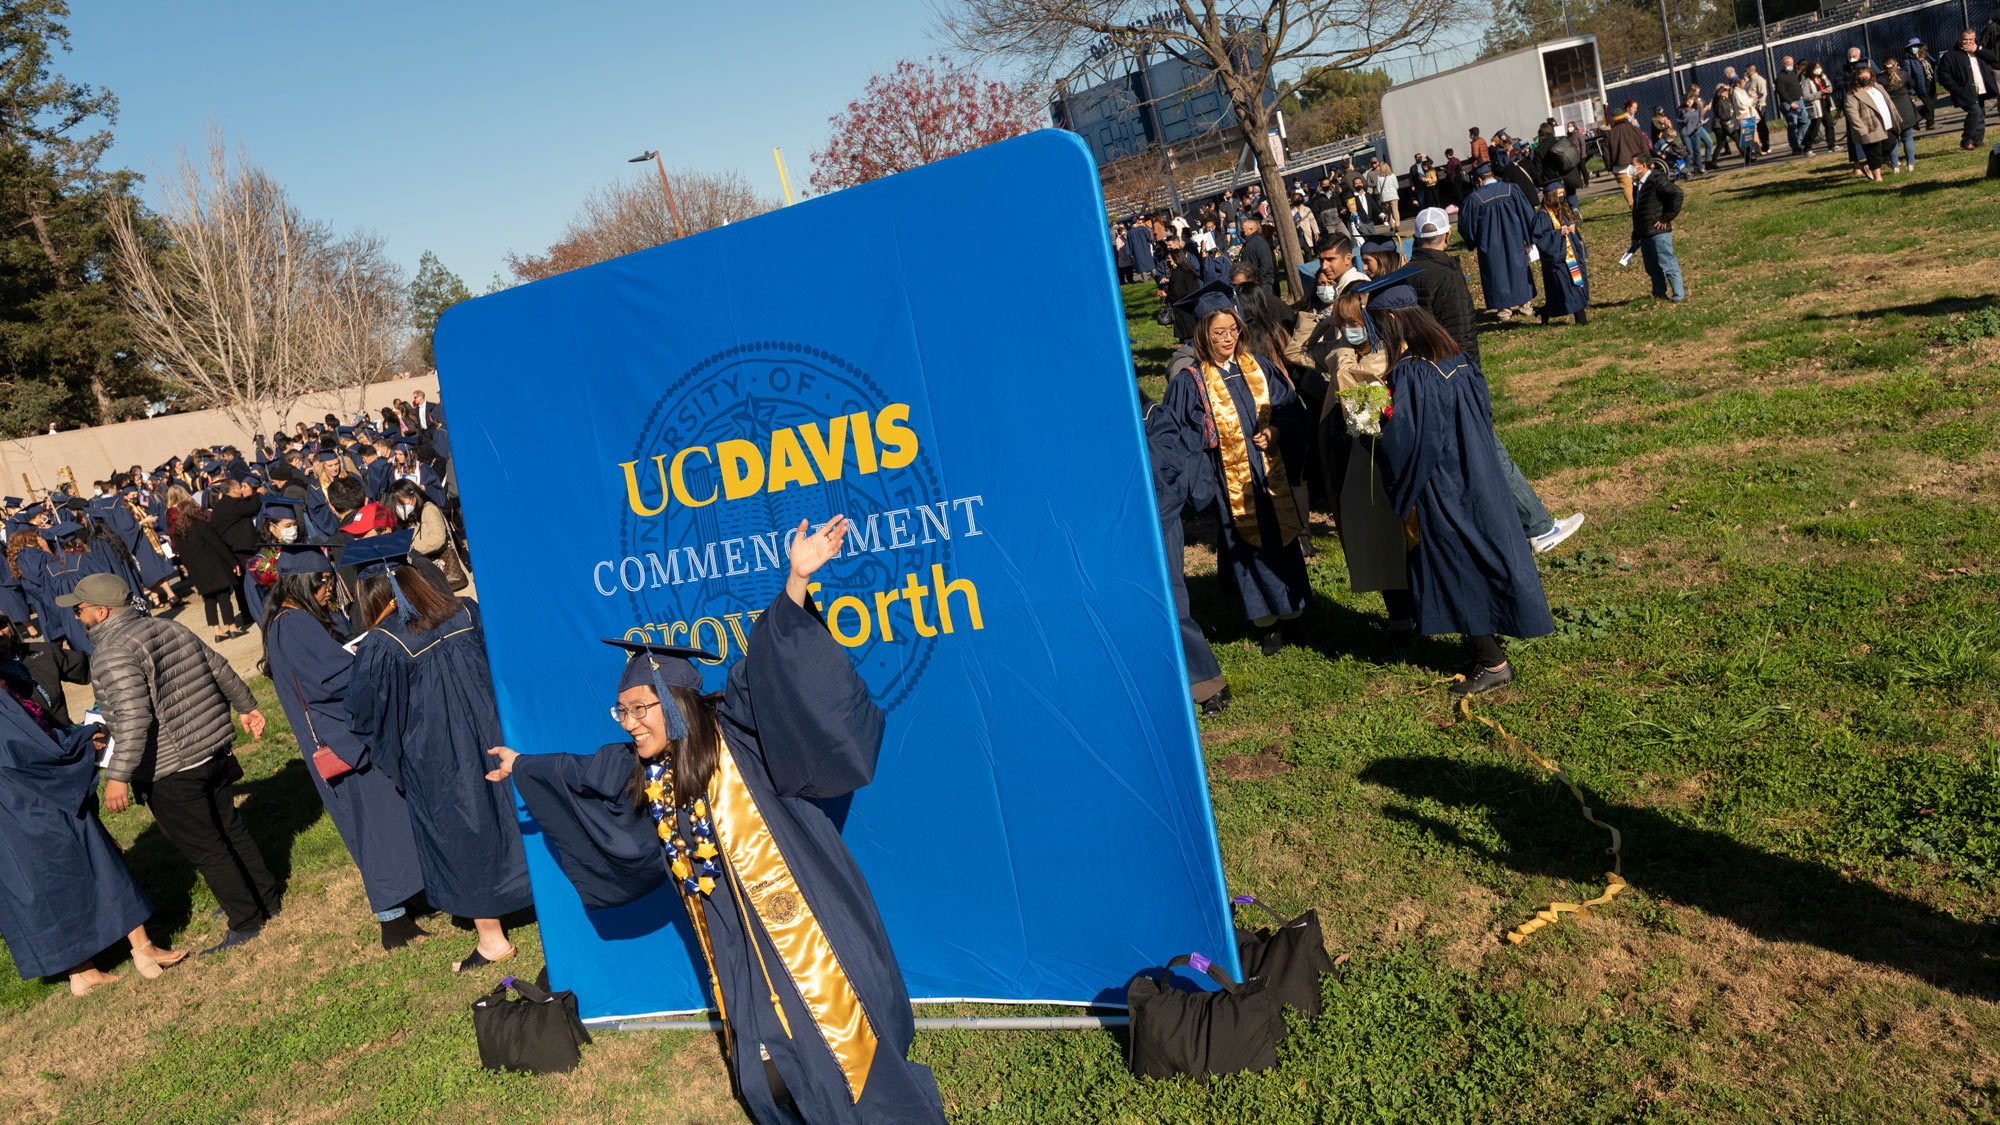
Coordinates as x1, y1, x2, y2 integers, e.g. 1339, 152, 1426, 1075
0, 374, 441, 494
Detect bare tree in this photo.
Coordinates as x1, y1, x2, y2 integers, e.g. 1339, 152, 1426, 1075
303, 229, 408, 420
937, 0, 1475, 295
106, 129, 402, 430
505, 169, 776, 283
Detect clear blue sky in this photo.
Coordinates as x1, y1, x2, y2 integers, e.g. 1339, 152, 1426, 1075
66, 0, 945, 289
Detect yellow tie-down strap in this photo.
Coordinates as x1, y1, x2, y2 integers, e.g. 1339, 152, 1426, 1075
1450, 694, 1627, 943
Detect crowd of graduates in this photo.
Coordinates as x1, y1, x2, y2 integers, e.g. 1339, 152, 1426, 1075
0, 386, 950, 1121
1127, 169, 1602, 712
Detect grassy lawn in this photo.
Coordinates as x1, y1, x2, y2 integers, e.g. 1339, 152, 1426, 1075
6, 138, 2000, 1122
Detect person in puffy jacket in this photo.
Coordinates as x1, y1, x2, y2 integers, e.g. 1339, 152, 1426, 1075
73, 572, 279, 954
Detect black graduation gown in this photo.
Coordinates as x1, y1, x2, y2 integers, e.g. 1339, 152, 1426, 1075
345, 602, 532, 919
265, 607, 426, 914
1374, 353, 1555, 640
0, 700, 152, 979
512, 593, 945, 1125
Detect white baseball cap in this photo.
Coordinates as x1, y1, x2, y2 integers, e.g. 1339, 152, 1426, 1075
1414, 207, 1452, 238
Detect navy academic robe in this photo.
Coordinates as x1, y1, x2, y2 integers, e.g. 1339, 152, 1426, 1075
29, 547, 117, 656
1128, 224, 1156, 275
0, 566, 30, 627
1529, 210, 1590, 318
1374, 353, 1555, 640
1142, 397, 1225, 697
0, 701, 152, 979
1160, 355, 1311, 623
511, 744, 666, 910
101, 503, 174, 589
345, 602, 532, 919
301, 483, 339, 539
512, 593, 945, 1125
266, 607, 425, 914
1457, 180, 1537, 311
362, 459, 393, 501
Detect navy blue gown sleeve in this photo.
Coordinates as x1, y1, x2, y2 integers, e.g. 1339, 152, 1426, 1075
510, 744, 668, 909
719, 592, 884, 801
344, 634, 407, 789
1160, 367, 1220, 511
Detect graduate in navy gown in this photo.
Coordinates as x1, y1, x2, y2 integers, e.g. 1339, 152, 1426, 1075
262, 542, 429, 950
490, 516, 946, 1125
344, 530, 531, 971
241, 497, 302, 628
0, 690, 187, 995
29, 521, 128, 656
1456, 164, 1537, 314
1141, 388, 1229, 715
1528, 182, 1590, 326
1158, 280, 1313, 657
1368, 295, 1555, 696
103, 489, 177, 606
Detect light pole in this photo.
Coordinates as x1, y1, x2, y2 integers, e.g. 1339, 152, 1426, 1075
629, 150, 688, 240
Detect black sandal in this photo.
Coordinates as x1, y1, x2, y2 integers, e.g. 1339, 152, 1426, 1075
452, 944, 516, 973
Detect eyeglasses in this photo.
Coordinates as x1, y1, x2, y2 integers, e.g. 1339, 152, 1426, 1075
609, 700, 660, 723
1209, 326, 1241, 337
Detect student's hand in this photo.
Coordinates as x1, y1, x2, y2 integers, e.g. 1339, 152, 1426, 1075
485, 746, 519, 782
1252, 427, 1275, 451
104, 779, 130, 814
240, 709, 266, 739
786, 515, 850, 605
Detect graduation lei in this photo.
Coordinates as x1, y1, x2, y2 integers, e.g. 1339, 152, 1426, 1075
645, 761, 721, 896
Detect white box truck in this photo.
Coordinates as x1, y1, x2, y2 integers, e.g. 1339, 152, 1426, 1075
1378, 36, 1606, 170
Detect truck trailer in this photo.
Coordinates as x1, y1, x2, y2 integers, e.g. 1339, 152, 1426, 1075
1378, 36, 1606, 170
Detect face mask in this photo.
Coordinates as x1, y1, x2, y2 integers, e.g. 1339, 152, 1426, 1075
1784, 64, 1793, 71
1343, 326, 1368, 345
396, 503, 415, 519
1316, 285, 1338, 303
276, 524, 298, 543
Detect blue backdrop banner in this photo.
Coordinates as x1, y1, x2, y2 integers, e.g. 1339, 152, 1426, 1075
435, 129, 1236, 1020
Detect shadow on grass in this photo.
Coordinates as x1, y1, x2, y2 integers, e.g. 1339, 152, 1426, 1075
115, 755, 331, 957
1804, 293, 2000, 322
1359, 755, 2000, 1001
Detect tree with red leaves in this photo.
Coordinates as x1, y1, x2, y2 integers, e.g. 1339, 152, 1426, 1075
809, 58, 1045, 195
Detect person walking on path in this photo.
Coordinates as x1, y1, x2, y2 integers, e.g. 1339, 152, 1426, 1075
72, 572, 280, 955
1456, 165, 1537, 320
1938, 29, 2000, 150
1601, 107, 1651, 204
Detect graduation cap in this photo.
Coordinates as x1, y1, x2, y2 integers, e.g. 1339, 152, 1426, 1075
1171, 278, 1239, 320
47, 519, 86, 540
340, 528, 413, 579
601, 639, 716, 740
1539, 179, 1564, 193
315, 449, 340, 463
273, 541, 338, 576
1358, 236, 1397, 257
2, 497, 20, 508
1475, 162, 1494, 176
1356, 264, 1423, 315
21, 501, 46, 519
336, 425, 355, 437
392, 437, 417, 450
258, 496, 303, 523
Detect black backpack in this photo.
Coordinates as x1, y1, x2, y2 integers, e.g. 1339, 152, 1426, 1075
471, 973, 593, 1074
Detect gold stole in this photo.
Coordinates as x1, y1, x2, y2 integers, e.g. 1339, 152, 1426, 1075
691, 736, 879, 1104
1199, 353, 1304, 548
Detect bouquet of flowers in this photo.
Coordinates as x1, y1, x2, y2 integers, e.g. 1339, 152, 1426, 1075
1339, 381, 1392, 437
1338, 382, 1394, 493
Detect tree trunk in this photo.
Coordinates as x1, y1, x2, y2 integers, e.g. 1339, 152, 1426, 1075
1229, 95, 1307, 304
